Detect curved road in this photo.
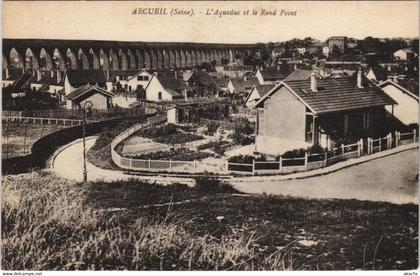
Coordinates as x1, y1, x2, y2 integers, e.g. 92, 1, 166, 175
51, 137, 195, 186
51, 137, 418, 204
232, 149, 418, 204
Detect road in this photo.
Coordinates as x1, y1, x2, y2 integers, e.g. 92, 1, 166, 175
52, 137, 418, 204
231, 149, 418, 204
51, 137, 195, 186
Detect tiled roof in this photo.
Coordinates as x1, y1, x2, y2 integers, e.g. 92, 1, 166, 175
230, 77, 259, 92
379, 79, 419, 98
284, 69, 314, 81
13, 71, 35, 90
154, 75, 192, 97
188, 71, 219, 91
67, 84, 114, 101
368, 65, 388, 81
256, 77, 396, 115
32, 71, 64, 86
254, 84, 275, 98
259, 66, 293, 81
66, 70, 107, 85
213, 77, 230, 87
2, 68, 24, 81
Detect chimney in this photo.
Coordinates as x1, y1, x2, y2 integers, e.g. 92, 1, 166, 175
357, 69, 363, 88
310, 72, 317, 92
37, 69, 42, 82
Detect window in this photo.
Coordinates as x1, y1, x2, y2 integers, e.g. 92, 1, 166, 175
343, 114, 349, 134
158, 92, 162, 100
137, 76, 149, 81
305, 114, 314, 143
363, 112, 370, 130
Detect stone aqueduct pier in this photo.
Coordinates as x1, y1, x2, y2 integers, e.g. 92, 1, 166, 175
3, 39, 256, 71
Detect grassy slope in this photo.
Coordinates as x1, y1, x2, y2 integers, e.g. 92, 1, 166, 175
2, 122, 67, 159
2, 172, 418, 271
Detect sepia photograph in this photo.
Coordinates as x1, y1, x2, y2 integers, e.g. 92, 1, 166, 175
1, 0, 419, 272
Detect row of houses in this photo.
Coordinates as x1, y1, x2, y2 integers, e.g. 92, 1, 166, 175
252, 71, 418, 154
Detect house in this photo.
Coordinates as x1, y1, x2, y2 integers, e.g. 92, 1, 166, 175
109, 69, 142, 92
66, 84, 114, 110
2, 68, 24, 88
254, 72, 396, 155
187, 70, 221, 97
393, 49, 417, 61
271, 47, 285, 58
9, 70, 36, 96
255, 66, 293, 85
365, 65, 388, 83
214, 63, 254, 78
64, 69, 111, 96
327, 36, 348, 54
123, 70, 154, 93
244, 84, 274, 108
213, 77, 230, 94
30, 70, 64, 95
145, 73, 192, 102
227, 77, 259, 95
322, 46, 330, 58
377, 79, 419, 125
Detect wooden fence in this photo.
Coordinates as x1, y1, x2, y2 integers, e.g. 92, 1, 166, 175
111, 118, 418, 175
2, 106, 155, 121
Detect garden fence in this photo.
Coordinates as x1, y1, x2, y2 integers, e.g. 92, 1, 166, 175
111, 117, 418, 175
2, 106, 155, 121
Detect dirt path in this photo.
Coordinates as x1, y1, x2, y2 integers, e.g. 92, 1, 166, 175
231, 149, 418, 205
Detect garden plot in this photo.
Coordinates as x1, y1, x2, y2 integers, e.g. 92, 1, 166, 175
121, 136, 172, 156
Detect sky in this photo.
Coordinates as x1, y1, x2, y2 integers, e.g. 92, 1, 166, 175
3, 1, 419, 44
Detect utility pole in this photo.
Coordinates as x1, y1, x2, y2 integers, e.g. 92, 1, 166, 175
82, 101, 93, 183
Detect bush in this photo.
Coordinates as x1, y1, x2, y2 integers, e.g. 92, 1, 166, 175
205, 121, 220, 136
228, 154, 267, 164
155, 132, 203, 145
194, 175, 238, 194
127, 148, 212, 161
138, 124, 203, 145
139, 123, 178, 138
239, 136, 254, 146
280, 145, 327, 159
197, 140, 230, 151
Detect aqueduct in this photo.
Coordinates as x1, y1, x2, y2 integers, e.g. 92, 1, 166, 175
3, 39, 256, 71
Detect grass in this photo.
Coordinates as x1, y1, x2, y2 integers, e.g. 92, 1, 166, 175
86, 118, 146, 170
2, 172, 418, 270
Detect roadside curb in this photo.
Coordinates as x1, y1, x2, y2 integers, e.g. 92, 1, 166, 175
48, 136, 98, 169
230, 143, 419, 183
